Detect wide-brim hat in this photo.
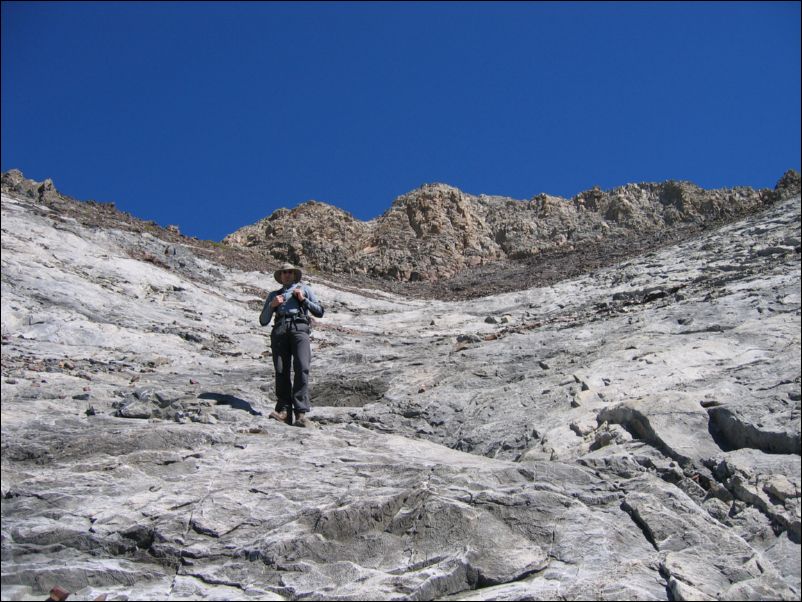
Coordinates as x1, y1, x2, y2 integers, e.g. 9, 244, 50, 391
274, 262, 302, 284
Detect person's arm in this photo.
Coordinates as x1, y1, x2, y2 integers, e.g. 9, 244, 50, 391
300, 286, 324, 318
259, 291, 281, 326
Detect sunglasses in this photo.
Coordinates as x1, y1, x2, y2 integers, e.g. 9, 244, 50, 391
282, 270, 295, 274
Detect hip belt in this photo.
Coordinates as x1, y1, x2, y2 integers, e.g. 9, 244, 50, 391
274, 313, 309, 324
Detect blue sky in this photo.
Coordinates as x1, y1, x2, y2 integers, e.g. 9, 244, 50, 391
2, 1, 800, 241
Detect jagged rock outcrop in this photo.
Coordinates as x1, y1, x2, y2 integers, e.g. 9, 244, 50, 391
1, 172, 800, 601
1, 168, 60, 204
226, 201, 371, 273
223, 172, 800, 282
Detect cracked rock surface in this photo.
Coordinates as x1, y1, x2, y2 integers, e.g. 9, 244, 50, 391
1, 181, 800, 600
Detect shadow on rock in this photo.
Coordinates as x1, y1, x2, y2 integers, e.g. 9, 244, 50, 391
311, 377, 389, 407
198, 392, 262, 416
707, 405, 801, 455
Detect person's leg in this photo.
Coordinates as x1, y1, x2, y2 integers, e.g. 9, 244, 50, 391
290, 324, 312, 426
270, 325, 294, 424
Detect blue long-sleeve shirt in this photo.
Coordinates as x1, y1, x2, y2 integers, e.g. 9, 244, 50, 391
259, 282, 324, 326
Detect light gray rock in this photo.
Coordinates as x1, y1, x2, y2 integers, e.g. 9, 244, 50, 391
1, 179, 799, 600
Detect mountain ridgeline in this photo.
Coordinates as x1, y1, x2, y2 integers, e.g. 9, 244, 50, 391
223, 171, 801, 282
2, 168, 799, 295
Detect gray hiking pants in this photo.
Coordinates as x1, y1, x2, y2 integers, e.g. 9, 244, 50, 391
271, 318, 312, 413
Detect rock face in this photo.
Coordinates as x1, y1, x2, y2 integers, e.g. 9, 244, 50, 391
1, 171, 800, 601
223, 175, 798, 282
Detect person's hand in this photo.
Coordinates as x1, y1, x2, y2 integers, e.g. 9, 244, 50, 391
270, 294, 285, 309
293, 288, 306, 302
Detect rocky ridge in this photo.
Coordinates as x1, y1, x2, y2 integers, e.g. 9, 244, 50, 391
1, 170, 800, 601
223, 172, 800, 284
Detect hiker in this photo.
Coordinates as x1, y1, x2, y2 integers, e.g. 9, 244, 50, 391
259, 263, 324, 427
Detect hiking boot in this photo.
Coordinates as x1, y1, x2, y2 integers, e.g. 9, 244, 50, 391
294, 412, 309, 427
268, 409, 289, 423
